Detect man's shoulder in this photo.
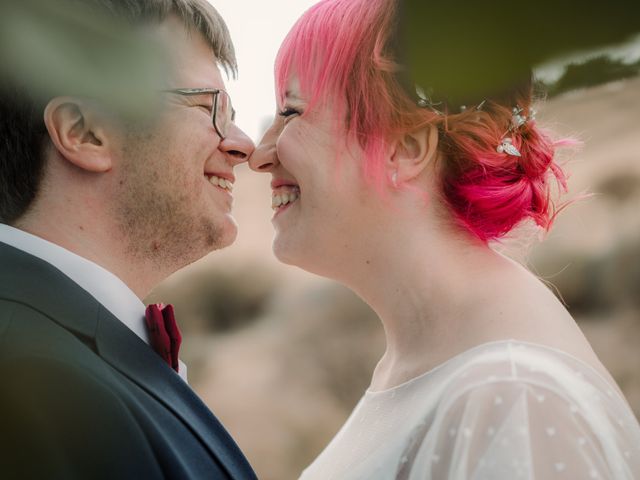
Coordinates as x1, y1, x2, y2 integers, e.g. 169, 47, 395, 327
0, 299, 142, 429
1, 297, 83, 335
0, 299, 106, 376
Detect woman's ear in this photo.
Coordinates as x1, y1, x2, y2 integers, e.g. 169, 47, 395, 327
43, 97, 113, 173
388, 124, 439, 185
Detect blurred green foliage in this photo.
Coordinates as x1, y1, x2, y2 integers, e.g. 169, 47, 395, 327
400, 0, 640, 106
0, 0, 168, 119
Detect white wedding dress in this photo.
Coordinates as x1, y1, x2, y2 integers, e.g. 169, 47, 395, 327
299, 340, 640, 479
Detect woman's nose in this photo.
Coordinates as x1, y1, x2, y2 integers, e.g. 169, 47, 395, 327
249, 119, 282, 172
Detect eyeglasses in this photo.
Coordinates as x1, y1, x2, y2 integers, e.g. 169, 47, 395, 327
162, 88, 235, 139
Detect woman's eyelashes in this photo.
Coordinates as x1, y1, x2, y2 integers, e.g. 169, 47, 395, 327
278, 106, 302, 120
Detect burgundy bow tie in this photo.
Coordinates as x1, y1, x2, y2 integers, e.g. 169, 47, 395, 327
144, 303, 182, 373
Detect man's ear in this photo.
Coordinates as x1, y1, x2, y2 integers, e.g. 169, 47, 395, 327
43, 97, 113, 173
388, 124, 439, 184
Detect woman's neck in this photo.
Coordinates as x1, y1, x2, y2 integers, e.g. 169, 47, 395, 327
336, 219, 545, 390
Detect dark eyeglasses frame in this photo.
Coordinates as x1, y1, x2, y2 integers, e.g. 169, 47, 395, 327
162, 88, 235, 139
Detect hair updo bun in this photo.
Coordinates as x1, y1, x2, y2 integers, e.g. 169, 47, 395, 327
435, 87, 570, 243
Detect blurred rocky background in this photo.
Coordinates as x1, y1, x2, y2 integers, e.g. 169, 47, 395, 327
148, 74, 640, 479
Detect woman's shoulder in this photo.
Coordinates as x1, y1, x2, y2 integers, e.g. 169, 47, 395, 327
434, 339, 623, 404
423, 339, 640, 450
404, 340, 640, 479
435, 339, 606, 381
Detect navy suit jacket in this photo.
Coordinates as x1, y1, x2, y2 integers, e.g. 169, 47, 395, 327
0, 242, 258, 479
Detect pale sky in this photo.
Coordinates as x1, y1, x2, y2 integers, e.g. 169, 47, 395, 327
208, 0, 320, 143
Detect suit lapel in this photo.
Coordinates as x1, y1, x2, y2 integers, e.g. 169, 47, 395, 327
0, 242, 256, 480
94, 305, 256, 479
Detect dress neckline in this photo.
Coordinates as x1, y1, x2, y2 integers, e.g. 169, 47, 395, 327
364, 338, 617, 397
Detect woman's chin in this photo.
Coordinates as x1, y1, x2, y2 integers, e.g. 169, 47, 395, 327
272, 237, 341, 280
272, 233, 318, 270
272, 235, 299, 266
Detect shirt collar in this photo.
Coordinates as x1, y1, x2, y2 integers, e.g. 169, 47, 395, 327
0, 223, 187, 381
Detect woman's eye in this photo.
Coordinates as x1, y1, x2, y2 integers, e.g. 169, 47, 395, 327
278, 107, 301, 119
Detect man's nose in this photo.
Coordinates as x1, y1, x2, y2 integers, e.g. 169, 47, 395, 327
219, 124, 255, 165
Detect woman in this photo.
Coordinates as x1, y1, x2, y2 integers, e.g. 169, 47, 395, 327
248, 0, 640, 478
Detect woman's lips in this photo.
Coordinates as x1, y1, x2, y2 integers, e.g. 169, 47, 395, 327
271, 177, 299, 189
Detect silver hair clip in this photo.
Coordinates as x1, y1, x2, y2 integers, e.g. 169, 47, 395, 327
497, 137, 521, 157
511, 106, 527, 129
496, 105, 536, 157
459, 100, 486, 113
416, 85, 488, 117
415, 86, 445, 115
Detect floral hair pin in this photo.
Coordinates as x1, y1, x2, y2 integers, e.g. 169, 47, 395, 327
497, 137, 521, 157
496, 106, 536, 157
415, 85, 445, 115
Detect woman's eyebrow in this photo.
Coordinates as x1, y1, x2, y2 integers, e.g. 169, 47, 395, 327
285, 90, 302, 100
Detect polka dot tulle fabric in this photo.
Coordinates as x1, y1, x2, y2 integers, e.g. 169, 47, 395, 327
300, 341, 640, 479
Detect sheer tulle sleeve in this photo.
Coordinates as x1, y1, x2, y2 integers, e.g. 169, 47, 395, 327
405, 354, 640, 479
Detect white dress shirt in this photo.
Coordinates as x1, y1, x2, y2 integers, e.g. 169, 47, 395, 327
0, 223, 187, 382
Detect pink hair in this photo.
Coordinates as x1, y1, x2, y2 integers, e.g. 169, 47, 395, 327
275, 0, 571, 243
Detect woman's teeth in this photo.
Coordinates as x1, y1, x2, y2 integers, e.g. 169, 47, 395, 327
272, 190, 300, 210
208, 175, 234, 192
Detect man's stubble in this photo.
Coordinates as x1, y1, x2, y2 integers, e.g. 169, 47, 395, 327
113, 127, 224, 275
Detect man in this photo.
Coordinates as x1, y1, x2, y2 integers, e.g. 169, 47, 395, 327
0, 1, 256, 478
